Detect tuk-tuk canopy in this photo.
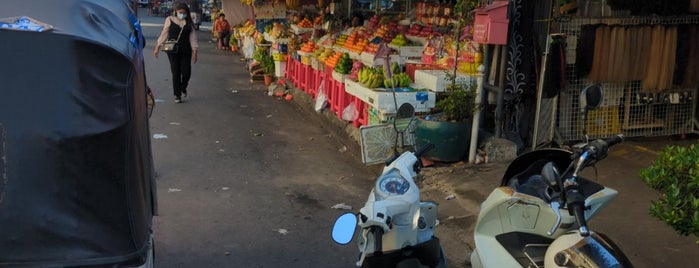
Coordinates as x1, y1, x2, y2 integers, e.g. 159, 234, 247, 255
0, 0, 155, 266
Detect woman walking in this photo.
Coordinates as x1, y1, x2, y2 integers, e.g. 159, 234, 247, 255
153, 2, 199, 103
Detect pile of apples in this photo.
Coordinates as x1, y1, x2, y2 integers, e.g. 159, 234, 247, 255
320, 37, 335, 47
406, 24, 434, 37
364, 43, 380, 54
406, 24, 422, 36
366, 15, 380, 31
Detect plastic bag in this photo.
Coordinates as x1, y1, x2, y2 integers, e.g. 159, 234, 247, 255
342, 101, 359, 121
242, 36, 255, 59
315, 80, 328, 112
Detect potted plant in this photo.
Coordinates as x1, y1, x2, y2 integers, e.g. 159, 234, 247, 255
259, 53, 275, 85
412, 0, 481, 162
414, 76, 478, 162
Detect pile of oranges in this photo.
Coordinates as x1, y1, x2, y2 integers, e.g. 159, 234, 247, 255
299, 40, 318, 53
343, 32, 369, 53
323, 51, 345, 69
297, 18, 313, 28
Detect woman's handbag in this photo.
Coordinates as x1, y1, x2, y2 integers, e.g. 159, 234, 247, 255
161, 40, 178, 53
161, 19, 184, 53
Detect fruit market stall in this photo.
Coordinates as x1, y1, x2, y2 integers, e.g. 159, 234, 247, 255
275, 0, 490, 128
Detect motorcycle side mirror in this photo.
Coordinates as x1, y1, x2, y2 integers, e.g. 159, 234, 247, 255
331, 212, 358, 245
580, 84, 603, 141
581, 83, 604, 111
394, 102, 415, 133
541, 162, 560, 188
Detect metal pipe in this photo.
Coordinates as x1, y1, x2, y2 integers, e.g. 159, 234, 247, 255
469, 75, 484, 163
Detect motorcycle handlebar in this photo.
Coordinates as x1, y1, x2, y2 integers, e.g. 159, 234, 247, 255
565, 134, 623, 236
605, 134, 625, 147
582, 134, 625, 162
414, 143, 434, 159
372, 226, 383, 254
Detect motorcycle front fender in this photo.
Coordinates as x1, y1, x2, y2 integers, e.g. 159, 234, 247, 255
545, 231, 632, 268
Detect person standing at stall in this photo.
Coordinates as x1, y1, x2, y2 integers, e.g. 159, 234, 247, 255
214, 13, 231, 50
153, 2, 199, 103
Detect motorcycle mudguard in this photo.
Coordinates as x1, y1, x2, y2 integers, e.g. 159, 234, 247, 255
362, 236, 444, 268
545, 231, 632, 268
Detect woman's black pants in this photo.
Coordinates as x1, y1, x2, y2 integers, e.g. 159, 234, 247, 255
167, 51, 192, 97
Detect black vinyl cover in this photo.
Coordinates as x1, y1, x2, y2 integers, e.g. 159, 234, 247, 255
0, 0, 155, 266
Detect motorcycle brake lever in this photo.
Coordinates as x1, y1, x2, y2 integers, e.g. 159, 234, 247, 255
547, 201, 563, 236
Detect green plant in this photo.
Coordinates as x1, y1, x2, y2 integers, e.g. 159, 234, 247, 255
259, 53, 274, 75
639, 143, 699, 245
435, 73, 478, 122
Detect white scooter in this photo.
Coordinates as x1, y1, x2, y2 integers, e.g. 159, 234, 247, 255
470, 84, 632, 267
331, 102, 446, 268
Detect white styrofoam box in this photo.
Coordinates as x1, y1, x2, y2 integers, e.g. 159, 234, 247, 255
360, 52, 401, 67
332, 71, 348, 83
399, 46, 423, 58
413, 69, 476, 92
345, 80, 435, 113
291, 25, 313, 34
274, 61, 286, 78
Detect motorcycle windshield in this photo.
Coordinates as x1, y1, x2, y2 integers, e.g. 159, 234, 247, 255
501, 149, 573, 186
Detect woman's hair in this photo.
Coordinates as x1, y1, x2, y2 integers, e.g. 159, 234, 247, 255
173, 2, 195, 30
219, 13, 225, 18
174, 2, 190, 14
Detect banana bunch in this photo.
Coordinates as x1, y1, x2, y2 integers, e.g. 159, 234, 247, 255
383, 72, 412, 88
358, 67, 385, 89
286, 0, 300, 9
240, 0, 253, 6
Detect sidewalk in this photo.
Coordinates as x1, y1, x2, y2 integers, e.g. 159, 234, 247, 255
278, 62, 511, 266
276, 58, 699, 267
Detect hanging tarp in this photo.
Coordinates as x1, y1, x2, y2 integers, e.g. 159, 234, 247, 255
0, 0, 155, 266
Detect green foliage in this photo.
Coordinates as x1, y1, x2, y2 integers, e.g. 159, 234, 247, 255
259, 53, 274, 75
435, 72, 477, 122
639, 142, 699, 245
253, 46, 274, 75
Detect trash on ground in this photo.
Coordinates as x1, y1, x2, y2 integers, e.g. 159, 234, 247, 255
168, 188, 182, 193
153, 134, 168, 139
169, 122, 181, 125
221, 187, 229, 190
445, 194, 456, 200
331, 203, 353, 210
276, 229, 288, 235
254, 133, 264, 137
266, 114, 273, 118
155, 99, 165, 103
338, 146, 348, 153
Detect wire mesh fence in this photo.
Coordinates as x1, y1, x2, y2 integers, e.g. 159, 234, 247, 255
548, 16, 699, 143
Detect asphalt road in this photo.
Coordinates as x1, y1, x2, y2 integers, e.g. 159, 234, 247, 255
139, 14, 379, 267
